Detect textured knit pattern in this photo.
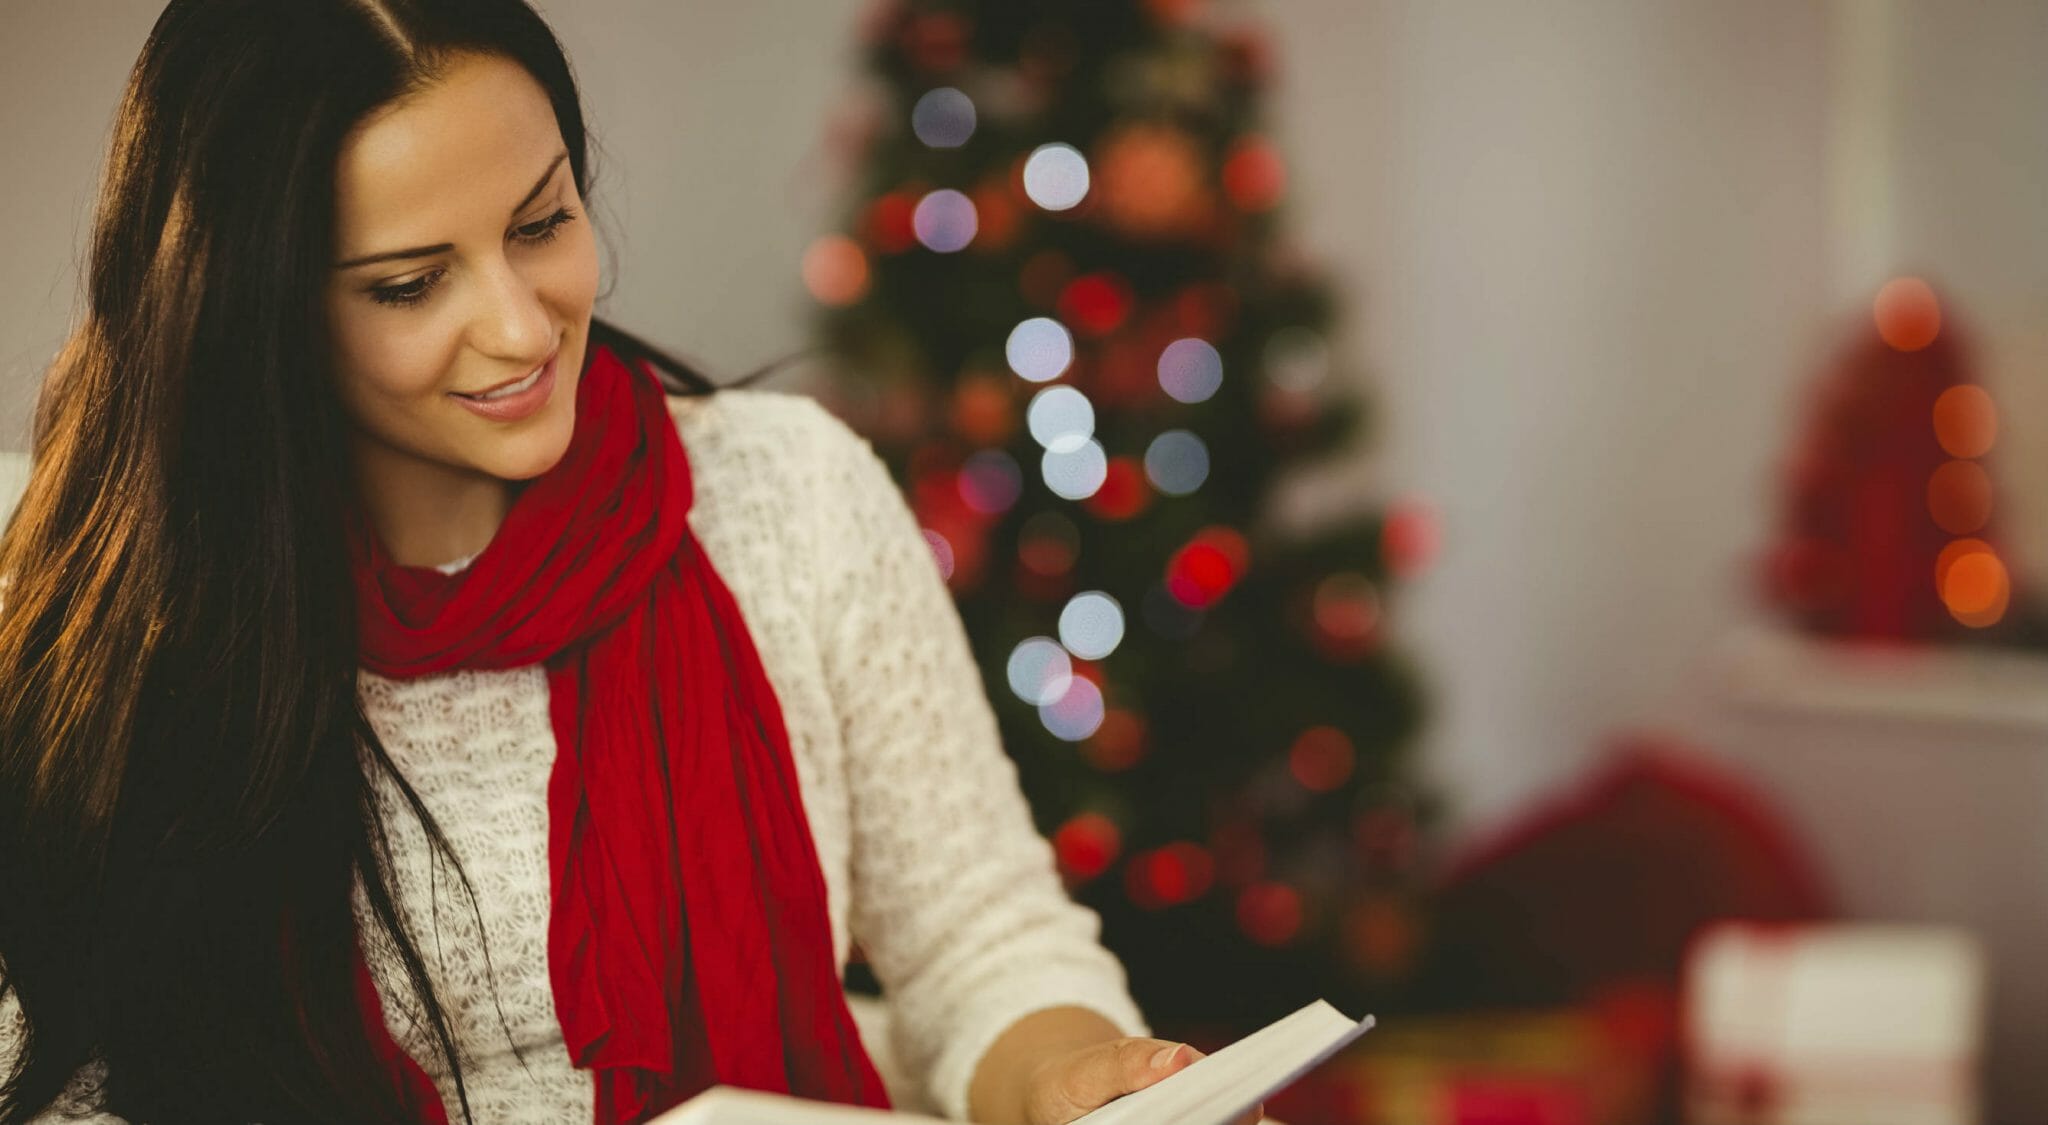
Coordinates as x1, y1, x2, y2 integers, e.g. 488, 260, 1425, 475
0, 388, 1149, 1124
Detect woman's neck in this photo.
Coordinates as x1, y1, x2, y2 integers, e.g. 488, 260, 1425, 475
350, 436, 514, 569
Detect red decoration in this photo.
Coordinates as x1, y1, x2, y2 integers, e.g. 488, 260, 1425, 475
1236, 881, 1304, 946
948, 371, 1017, 446
1381, 499, 1442, 580
1166, 526, 1250, 608
1126, 842, 1216, 909
862, 191, 920, 254
1054, 813, 1122, 881
1081, 456, 1153, 521
1057, 272, 1135, 336
1873, 276, 1942, 352
1221, 135, 1287, 211
1288, 725, 1355, 792
1759, 281, 2026, 639
1094, 122, 1216, 241
969, 180, 1022, 252
1081, 707, 1148, 771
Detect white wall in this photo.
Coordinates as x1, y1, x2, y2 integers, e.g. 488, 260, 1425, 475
1265, 0, 1833, 826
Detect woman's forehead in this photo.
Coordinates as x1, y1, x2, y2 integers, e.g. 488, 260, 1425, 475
332, 54, 565, 247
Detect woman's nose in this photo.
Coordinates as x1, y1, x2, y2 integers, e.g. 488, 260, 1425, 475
469, 256, 555, 362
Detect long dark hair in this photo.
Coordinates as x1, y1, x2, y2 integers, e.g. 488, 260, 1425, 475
0, 2, 806, 1121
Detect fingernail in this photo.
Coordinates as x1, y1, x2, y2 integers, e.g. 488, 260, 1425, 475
1152, 1043, 1186, 1070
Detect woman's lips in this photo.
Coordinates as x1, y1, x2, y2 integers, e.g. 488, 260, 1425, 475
449, 351, 558, 421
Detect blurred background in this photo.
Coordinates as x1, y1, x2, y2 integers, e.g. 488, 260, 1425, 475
3, 2, 2042, 1123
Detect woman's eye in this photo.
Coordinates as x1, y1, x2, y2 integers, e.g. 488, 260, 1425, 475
370, 273, 440, 308
366, 207, 580, 309
516, 206, 579, 246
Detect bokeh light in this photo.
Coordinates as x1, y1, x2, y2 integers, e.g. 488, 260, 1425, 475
1057, 273, 1134, 336
1128, 843, 1216, 909
1313, 573, 1381, 641
1158, 337, 1224, 404
1042, 438, 1109, 500
1022, 142, 1091, 211
1381, 498, 1443, 579
1939, 544, 2010, 628
1058, 590, 1126, 660
1006, 636, 1072, 705
1038, 673, 1104, 741
1018, 510, 1080, 576
1082, 708, 1147, 771
1006, 317, 1075, 383
911, 86, 976, 148
1052, 812, 1120, 881
1873, 277, 1941, 352
1932, 385, 1998, 459
957, 449, 1023, 515
1027, 384, 1096, 452
1262, 326, 1330, 392
800, 234, 869, 307
1926, 460, 1993, 536
1236, 882, 1304, 945
912, 188, 978, 253
1166, 527, 1250, 609
1221, 135, 1287, 211
1289, 726, 1356, 793
1144, 429, 1210, 496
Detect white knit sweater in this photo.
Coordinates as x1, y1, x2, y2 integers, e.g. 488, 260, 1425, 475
1, 388, 1149, 1124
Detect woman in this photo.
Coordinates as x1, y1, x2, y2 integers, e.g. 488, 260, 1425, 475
0, 1, 1266, 1123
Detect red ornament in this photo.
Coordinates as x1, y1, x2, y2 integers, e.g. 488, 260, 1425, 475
1235, 882, 1304, 946
1057, 273, 1135, 336
1873, 276, 1941, 352
1081, 456, 1152, 521
1081, 707, 1148, 771
969, 180, 1022, 252
863, 191, 920, 254
1166, 526, 1250, 608
1053, 813, 1122, 881
1222, 136, 1287, 212
1288, 725, 1356, 792
1380, 499, 1441, 580
1126, 842, 1216, 908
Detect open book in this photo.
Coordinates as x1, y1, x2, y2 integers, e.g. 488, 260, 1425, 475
650, 999, 1375, 1125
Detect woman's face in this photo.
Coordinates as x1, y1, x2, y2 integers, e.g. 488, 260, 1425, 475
324, 51, 598, 492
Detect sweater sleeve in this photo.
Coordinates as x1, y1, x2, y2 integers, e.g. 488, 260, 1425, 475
0, 979, 128, 1124
802, 400, 1151, 1121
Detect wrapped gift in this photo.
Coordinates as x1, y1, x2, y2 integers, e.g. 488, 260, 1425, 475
1683, 922, 1984, 1125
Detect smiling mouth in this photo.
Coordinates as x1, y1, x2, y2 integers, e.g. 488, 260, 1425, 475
453, 346, 559, 401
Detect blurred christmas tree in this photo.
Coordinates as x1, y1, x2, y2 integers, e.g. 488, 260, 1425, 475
804, 0, 1435, 1031
1759, 276, 2047, 648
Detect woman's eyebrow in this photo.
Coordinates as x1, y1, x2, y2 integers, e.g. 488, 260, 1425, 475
332, 150, 570, 270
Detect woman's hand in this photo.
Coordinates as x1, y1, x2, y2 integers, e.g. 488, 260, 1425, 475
1016, 1037, 1267, 1125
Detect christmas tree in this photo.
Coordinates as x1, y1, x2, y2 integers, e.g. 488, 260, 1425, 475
804, 0, 1434, 1031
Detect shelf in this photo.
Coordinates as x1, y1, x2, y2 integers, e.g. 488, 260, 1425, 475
1715, 623, 2048, 735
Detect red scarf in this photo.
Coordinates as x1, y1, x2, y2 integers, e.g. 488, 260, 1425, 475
341, 341, 891, 1123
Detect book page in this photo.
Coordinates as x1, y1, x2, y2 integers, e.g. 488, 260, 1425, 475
1069, 1000, 1375, 1125
652, 999, 1374, 1125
